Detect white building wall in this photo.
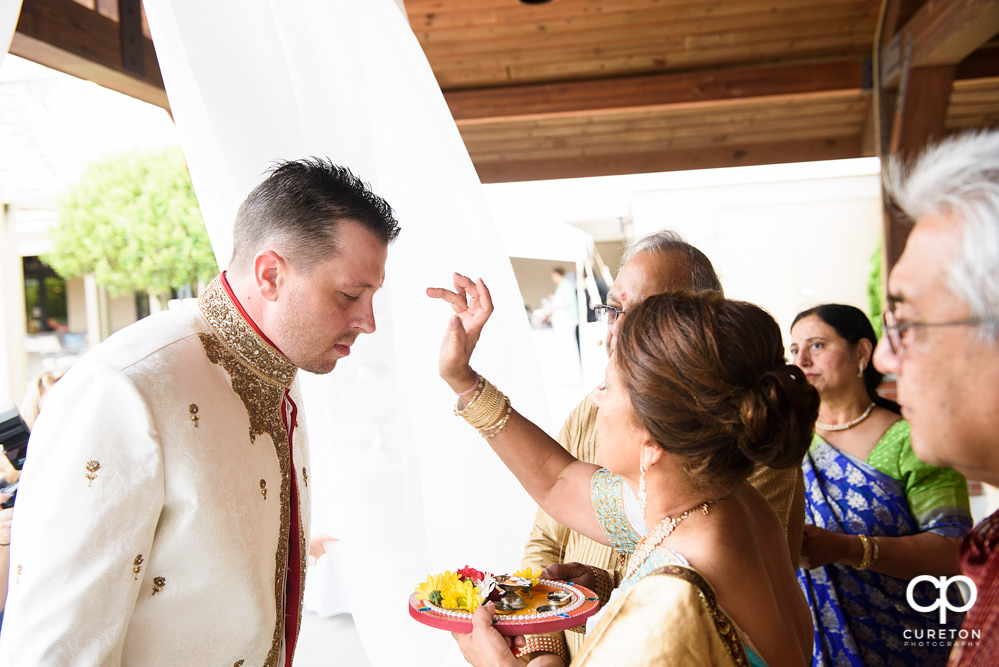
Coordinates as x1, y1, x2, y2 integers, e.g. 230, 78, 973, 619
630, 171, 882, 345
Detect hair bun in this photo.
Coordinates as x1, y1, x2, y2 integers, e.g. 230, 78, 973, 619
736, 365, 819, 469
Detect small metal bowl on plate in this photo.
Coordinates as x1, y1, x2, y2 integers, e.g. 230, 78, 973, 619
546, 590, 573, 606
495, 575, 534, 594
494, 592, 528, 614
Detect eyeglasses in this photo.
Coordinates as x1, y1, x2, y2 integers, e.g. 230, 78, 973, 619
881, 308, 995, 356
594, 304, 628, 325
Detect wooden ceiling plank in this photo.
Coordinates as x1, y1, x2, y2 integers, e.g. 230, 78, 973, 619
416, 0, 875, 47
463, 110, 867, 154
11, 0, 167, 109
495, 39, 872, 87
460, 95, 869, 138
445, 59, 865, 123
471, 136, 862, 184
420, 17, 875, 76
464, 126, 865, 165
461, 110, 868, 155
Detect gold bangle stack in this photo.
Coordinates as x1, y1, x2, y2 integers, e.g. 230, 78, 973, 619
454, 374, 513, 438
856, 535, 880, 570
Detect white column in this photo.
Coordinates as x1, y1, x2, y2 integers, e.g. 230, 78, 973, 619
83, 274, 106, 348
0, 203, 28, 403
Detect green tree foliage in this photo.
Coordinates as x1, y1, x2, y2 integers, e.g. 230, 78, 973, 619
45, 147, 218, 296
867, 238, 884, 334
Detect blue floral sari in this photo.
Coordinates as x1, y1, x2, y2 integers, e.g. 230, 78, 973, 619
799, 436, 971, 666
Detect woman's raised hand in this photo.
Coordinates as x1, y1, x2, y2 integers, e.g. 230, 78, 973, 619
427, 273, 493, 392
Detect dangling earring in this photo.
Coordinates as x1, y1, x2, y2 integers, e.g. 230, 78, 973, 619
858, 361, 866, 378
638, 464, 647, 518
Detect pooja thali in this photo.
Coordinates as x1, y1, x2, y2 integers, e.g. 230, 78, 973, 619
408, 577, 600, 636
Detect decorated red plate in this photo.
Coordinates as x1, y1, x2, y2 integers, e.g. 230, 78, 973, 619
409, 579, 600, 636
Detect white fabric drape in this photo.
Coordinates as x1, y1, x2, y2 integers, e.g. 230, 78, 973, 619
0, 0, 23, 69
141, 2, 552, 665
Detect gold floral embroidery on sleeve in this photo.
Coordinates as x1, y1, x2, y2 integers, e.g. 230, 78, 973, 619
189, 403, 200, 427
133, 555, 144, 580
591, 468, 641, 554
151, 577, 166, 596
85, 460, 100, 487
260, 479, 267, 500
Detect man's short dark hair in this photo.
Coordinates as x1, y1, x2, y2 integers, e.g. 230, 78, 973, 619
229, 158, 400, 274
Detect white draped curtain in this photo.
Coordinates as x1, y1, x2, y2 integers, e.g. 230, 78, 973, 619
0, 1, 22, 72
140, 1, 553, 665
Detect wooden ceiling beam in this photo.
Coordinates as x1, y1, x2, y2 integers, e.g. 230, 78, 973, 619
471, 136, 862, 184
9, 0, 168, 110
446, 59, 868, 124
881, 0, 999, 87
877, 1, 999, 272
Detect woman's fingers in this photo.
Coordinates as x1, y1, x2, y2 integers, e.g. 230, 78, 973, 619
473, 277, 493, 315
426, 286, 468, 313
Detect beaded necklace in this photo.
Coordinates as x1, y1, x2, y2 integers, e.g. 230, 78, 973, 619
625, 499, 714, 581
815, 401, 875, 431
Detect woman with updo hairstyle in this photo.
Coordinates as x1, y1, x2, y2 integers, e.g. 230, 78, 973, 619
431, 277, 818, 667
790, 304, 972, 666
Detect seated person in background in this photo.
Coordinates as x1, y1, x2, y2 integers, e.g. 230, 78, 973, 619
19, 369, 65, 430
431, 276, 818, 666
791, 304, 971, 666
520, 230, 807, 664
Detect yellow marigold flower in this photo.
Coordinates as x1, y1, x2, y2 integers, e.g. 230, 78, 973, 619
415, 571, 460, 607
460, 579, 483, 612
512, 567, 542, 588
441, 578, 483, 613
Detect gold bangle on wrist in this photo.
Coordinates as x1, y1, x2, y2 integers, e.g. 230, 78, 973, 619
856, 535, 874, 570
454, 375, 514, 437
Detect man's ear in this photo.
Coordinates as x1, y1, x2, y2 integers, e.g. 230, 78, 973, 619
252, 250, 285, 302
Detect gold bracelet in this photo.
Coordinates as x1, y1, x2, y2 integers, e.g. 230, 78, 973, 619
455, 376, 512, 434
455, 374, 486, 412
856, 535, 874, 570
463, 388, 505, 429
455, 375, 500, 426
870, 536, 880, 567
480, 398, 513, 438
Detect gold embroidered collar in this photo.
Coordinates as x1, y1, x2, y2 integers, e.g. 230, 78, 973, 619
198, 275, 297, 389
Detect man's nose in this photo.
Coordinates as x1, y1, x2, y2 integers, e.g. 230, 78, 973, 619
873, 336, 899, 375
354, 301, 376, 334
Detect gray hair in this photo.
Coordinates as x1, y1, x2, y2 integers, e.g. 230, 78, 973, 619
620, 229, 723, 294
886, 130, 999, 341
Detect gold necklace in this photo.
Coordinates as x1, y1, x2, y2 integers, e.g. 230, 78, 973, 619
625, 499, 714, 580
816, 402, 875, 431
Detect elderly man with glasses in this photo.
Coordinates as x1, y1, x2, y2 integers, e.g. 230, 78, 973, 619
517, 230, 807, 666
873, 130, 999, 666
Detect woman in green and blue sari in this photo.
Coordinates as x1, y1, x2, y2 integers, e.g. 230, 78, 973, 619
790, 304, 973, 666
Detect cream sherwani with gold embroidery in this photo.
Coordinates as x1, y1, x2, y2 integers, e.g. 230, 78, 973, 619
0, 276, 310, 667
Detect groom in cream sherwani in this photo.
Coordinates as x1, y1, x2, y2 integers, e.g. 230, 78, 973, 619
0, 159, 400, 667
